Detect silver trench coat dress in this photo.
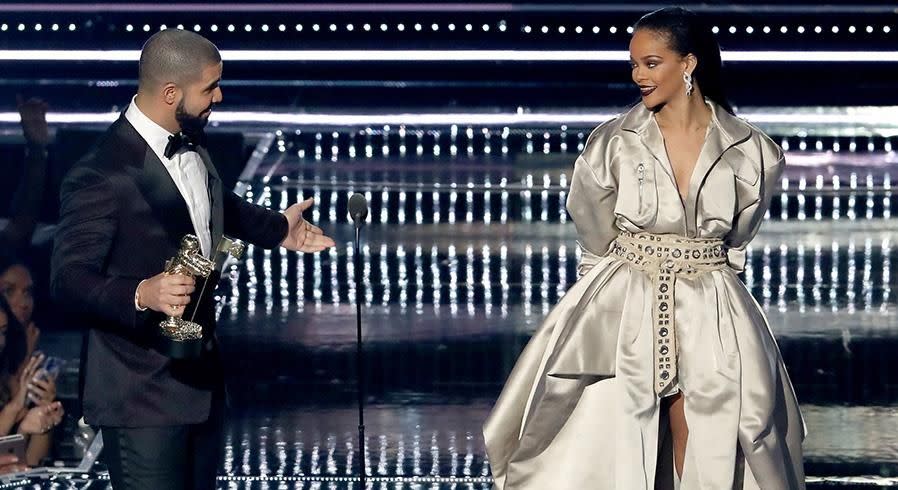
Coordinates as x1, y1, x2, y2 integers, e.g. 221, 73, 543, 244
484, 101, 806, 490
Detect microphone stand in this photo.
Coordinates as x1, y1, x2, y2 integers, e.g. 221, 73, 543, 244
352, 213, 367, 489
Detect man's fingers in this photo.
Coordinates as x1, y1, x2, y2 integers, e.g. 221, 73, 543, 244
291, 231, 336, 252
297, 198, 314, 212
306, 234, 336, 248
170, 285, 195, 296
165, 274, 195, 286
162, 294, 191, 307
161, 285, 193, 297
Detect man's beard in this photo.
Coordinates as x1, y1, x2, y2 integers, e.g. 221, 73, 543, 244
175, 99, 211, 136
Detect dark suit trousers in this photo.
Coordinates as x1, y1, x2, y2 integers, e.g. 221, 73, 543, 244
101, 395, 223, 490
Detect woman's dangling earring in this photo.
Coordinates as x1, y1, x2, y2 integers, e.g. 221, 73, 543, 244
683, 71, 694, 97
683, 71, 695, 97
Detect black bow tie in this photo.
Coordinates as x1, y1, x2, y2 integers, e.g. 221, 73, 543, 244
164, 131, 206, 159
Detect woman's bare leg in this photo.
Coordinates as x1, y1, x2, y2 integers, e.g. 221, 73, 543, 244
667, 392, 689, 479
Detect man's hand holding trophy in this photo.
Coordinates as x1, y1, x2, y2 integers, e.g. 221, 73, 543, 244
136, 234, 245, 358
159, 235, 214, 343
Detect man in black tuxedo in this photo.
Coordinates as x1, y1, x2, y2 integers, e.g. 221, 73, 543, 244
50, 29, 334, 489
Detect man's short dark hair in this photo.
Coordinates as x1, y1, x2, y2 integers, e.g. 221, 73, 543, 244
138, 29, 221, 90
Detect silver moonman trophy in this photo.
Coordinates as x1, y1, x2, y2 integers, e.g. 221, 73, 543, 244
157, 234, 245, 358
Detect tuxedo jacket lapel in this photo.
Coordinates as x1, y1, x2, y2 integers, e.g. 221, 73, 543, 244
115, 117, 196, 246
197, 146, 224, 249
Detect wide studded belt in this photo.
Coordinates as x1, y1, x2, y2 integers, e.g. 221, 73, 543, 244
610, 231, 728, 397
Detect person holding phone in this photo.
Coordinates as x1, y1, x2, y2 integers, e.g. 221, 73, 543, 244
0, 297, 63, 466
0, 257, 41, 361
0, 96, 52, 358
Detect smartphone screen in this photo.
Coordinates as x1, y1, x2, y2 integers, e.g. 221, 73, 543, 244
0, 434, 26, 462
28, 356, 64, 406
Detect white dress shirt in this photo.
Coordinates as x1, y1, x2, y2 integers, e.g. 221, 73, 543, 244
124, 96, 212, 258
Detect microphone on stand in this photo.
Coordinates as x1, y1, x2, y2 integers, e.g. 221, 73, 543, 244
349, 194, 369, 226
348, 193, 368, 489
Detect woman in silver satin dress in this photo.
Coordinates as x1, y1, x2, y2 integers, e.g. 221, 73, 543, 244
484, 7, 805, 490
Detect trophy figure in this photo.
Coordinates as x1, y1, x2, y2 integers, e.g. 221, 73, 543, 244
157, 235, 214, 357
157, 234, 246, 359
214, 236, 246, 268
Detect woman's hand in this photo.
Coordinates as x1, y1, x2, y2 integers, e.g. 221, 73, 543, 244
17, 402, 63, 435
27, 375, 56, 407
0, 454, 27, 474
10, 354, 43, 411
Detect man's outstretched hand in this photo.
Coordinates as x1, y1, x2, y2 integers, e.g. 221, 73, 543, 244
280, 198, 335, 253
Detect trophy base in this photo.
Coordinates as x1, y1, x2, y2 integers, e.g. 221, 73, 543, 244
156, 335, 204, 359
157, 318, 204, 359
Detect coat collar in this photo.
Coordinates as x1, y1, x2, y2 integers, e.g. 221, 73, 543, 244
618, 99, 752, 165
619, 99, 753, 235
